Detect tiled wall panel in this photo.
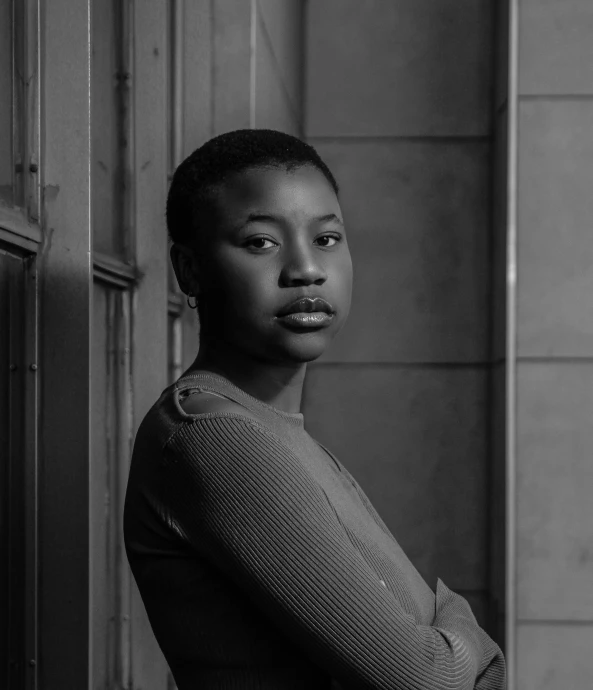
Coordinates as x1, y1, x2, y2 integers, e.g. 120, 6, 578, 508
304, 365, 488, 592
510, 3, 593, 684
517, 100, 593, 358
313, 140, 490, 364
306, 0, 492, 137
517, 624, 593, 690
516, 361, 593, 621
313, 140, 489, 362
304, 0, 497, 644
519, 0, 593, 96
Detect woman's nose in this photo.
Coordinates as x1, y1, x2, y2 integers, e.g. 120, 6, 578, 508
280, 246, 327, 287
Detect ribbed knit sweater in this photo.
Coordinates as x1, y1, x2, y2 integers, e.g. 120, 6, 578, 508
124, 372, 505, 690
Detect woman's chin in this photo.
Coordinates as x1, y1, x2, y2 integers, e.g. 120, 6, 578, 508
274, 331, 333, 363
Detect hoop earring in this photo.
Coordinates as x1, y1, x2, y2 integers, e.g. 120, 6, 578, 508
186, 292, 198, 310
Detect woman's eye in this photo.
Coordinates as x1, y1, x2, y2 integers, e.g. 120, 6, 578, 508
246, 237, 277, 250
316, 234, 340, 248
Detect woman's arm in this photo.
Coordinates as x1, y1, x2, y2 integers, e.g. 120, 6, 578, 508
162, 415, 505, 690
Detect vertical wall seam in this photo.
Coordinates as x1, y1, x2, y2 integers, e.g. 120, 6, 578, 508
86, 1, 93, 686
506, 0, 520, 687
249, 0, 257, 128
172, 0, 184, 169
124, 0, 136, 267
209, 0, 215, 138
299, 0, 306, 137
255, 4, 301, 133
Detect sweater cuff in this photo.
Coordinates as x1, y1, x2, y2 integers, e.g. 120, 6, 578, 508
434, 579, 481, 674
434, 578, 507, 686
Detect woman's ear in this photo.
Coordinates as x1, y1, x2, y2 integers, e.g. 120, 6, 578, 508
170, 243, 201, 296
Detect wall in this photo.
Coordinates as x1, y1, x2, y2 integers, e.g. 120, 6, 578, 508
506, 2, 593, 687
302, 0, 498, 634
181, 0, 302, 149
2, 1, 506, 687
6, 2, 593, 687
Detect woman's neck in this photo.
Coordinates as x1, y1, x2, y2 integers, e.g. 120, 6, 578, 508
187, 339, 307, 415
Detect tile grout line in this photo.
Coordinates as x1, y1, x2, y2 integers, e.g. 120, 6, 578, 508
307, 134, 492, 144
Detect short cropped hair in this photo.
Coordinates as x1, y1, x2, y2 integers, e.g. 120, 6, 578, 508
166, 129, 339, 246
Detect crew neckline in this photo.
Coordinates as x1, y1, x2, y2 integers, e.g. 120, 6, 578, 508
176, 371, 305, 425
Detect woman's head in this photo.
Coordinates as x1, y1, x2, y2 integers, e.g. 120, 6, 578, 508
168, 129, 352, 364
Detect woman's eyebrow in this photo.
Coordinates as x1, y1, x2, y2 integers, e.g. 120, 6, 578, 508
315, 213, 343, 225
241, 212, 343, 227
243, 213, 281, 225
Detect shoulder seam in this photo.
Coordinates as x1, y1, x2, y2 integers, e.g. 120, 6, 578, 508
162, 411, 280, 454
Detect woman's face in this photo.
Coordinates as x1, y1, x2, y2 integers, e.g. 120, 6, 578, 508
196, 164, 353, 364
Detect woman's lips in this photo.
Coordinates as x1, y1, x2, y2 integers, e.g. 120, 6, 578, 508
277, 312, 334, 328
276, 296, 335, 329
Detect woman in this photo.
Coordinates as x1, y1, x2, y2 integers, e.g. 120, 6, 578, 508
124, 129, 505, 689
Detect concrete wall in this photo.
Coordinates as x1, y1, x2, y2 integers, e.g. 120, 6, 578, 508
507, 2, 593, 687
302, 0, 498, 634
182, 0, 302, 149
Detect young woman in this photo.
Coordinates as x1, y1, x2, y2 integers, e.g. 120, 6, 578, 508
124, 129, 505, 690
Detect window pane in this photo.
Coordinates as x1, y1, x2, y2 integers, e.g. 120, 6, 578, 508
0, 0, 13, 206
91, 282, 132, 687
0, 249, 29, 687
92, 0, 127, 258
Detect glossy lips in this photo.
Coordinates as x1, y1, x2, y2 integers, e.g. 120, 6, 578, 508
276, 297, 334, 329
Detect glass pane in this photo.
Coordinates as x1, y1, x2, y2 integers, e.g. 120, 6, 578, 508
91, 283, 132, 687
92, 0, 126, 258
0, 250, 28, 687
167, 311, 183, 383
0, 0, 13, 206
91, 282, 111, 688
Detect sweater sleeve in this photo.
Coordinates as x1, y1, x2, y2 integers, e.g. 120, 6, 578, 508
162, 415, 506, 690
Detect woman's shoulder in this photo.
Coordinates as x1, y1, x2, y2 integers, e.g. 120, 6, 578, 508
179, 390, 263, 425
167, 391, 311, 477
171, 391, 280, 453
